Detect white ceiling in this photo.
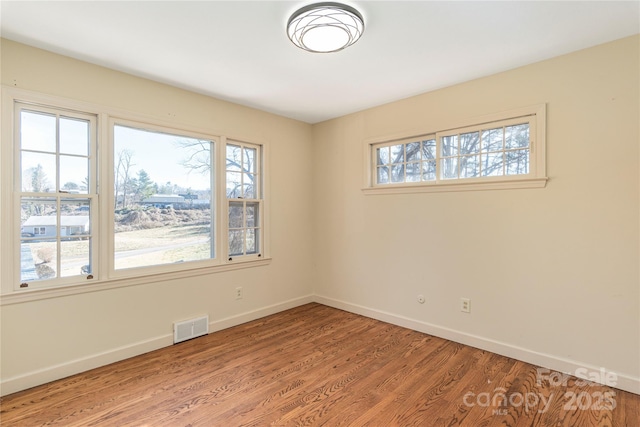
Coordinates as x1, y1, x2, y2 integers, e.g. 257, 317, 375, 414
1, 1, 639, 124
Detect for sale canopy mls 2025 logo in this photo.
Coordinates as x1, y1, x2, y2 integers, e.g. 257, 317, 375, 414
462, 367, 618, 416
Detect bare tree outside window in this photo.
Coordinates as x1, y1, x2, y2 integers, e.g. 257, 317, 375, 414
375, 120, 531, 185
114, 149, 135, 209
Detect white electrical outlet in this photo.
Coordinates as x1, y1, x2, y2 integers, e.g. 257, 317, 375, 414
235, 287, 243, 300
461, 298, 470, 313
417, 294, 425, 304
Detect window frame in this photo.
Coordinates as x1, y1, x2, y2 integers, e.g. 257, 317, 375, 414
363, 104, 547, 194
13, 102, 98, 291
1, 87, 270, 303
107, 117, 220, 279
224, 140, 264, 262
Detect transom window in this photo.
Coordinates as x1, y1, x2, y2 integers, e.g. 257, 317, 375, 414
376, 138, 436, 184
367, 105, 546, 193
439, 120, 530, 180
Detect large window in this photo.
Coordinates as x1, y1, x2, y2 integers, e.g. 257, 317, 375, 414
112, 124, 214, 271
366, 105, 546, 193
5, 93, 267, 295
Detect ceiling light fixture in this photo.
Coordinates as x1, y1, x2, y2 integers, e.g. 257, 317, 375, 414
287, 2, 365, 53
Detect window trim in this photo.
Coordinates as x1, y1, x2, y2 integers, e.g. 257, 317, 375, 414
362, 104, 547, 194
107, 117, 220, 279
224, 139, 264, 262
1, 86, 271, 304
13, 102, 99, 291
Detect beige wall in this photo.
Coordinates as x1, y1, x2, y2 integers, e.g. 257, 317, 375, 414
0, 40, 315, 393
1, 35, 639, 395
312, 35, 639, 389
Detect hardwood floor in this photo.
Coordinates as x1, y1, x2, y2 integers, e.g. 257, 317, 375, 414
1, 303, 638, 426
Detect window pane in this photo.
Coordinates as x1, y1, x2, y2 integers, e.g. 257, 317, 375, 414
229, 229, 244, 256
441, 135, 458, 157
246, 228, 258, 254
506, 149, 530, 175
377, 147, 389, 165
228, 201, 260, 257
406, 142, 421, 162
482, 128, 503, 152
505, 124, 529, 149
246, 203, 258, 228
60, 117, 89, 156
21, 198, 57, 237
460, 155, 480, 178
113, 125, 214, 270
481, 152, 504, 176
229, 202, 244, 228
226, 171, 242, 198
391, 144, 404, 164
20, 242, 39, 281
441, 157, 458, 179
60, 156, 88, 194
391, 164, 404, 183
60, 199, 91, 236
243, 147, 256, 174
421, 161, 436, 181
460, 132, 480, 155
21, 111, 56, 152
21, 152, 56, 192
61, 238, 90, 278
227, 144, 259, 199
422, 139, 436, 160
406, 162, 421, 182
22, 240, 57, 281
377, 166, 389, 184
243, 173, 256, 199
226, 145, 242, 172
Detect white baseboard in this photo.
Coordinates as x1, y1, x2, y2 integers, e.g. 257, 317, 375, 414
0, 334, 173, 397
314, 295, 640, 395
0, 294, 315, 396
209, 295, 315, 333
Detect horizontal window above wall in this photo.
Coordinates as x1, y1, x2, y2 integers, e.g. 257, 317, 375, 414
363, 105, 548, 194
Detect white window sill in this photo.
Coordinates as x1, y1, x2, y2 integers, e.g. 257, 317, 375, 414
0, 257, 272, 306
362, 177, 548, 195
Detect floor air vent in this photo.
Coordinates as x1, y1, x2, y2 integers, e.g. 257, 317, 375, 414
174, 315, 209, 344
